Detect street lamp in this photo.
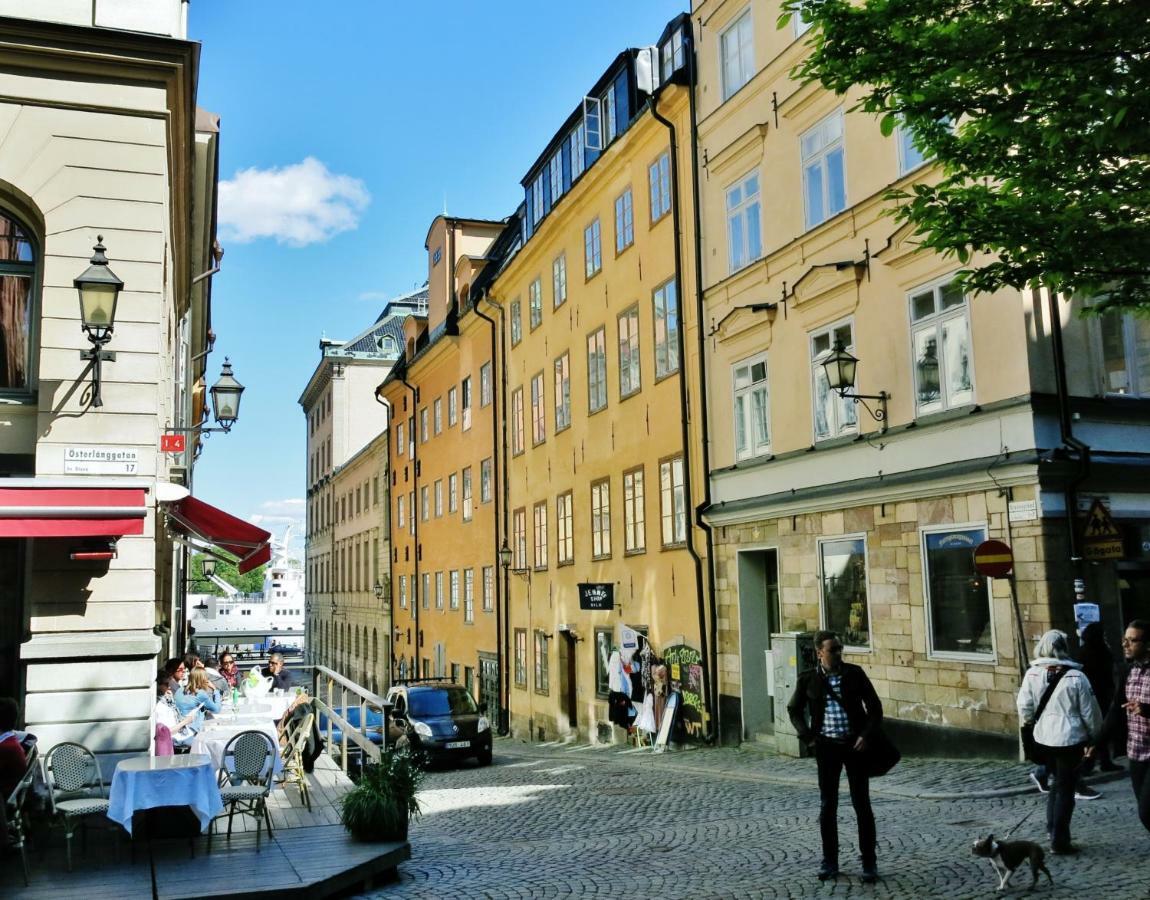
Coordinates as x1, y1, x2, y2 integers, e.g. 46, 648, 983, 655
189, 558, 218, 611
166, 357, 246, 438
820, 340, 889, 433
374, 580, 385, 600
74, 236, 124, 408
498, 540, 513, 572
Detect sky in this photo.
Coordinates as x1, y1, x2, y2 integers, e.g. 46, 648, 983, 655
188, 1, 684, 558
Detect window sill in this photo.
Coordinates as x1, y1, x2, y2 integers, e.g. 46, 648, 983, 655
557, 560, 575, 568
927, 650, 997, 665
591, 553, 612, 562
555, 422, 571, 435
661, 542, 687, 551
585, 268, 602, 284
615, 241, 634, 259
624, 548, 647, 557
619, 388, 642, 403
650, 210, 670, 228
653, 369, 680, 385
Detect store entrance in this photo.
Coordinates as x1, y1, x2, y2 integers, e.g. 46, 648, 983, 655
737, 548, 780, 741
0, 539, 24, 700
558, 633, 577, 729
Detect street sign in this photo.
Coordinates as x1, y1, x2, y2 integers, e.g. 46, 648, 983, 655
1082, 498, 1123, 560
63, 446, 138, 475
161, 434, 186, 453
973, 539, 1014, 578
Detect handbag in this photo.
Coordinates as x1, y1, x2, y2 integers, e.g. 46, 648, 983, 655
824, 674, 901, 777
1020, 666, 1068, 764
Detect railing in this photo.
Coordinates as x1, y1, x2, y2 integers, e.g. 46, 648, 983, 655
312, 664, 391, 773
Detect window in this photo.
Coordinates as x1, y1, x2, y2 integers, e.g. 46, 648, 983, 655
533, 501, 548, 569
595, 628, 613, 697
420, 408, 429, 443
450, 570, 460, 610
434, 479, 443, 517
0, 211, 36, 394
434, 397, 443, 434
462, 466, 473, 522
733, 353, 770, 459
653, 279, 680, 378
910, 277, 974, 414
726, 171, 762, 272
898, 125, 928, 175
511, 387, 525, 455
553, 254, 567, 307
811, 320, 859, 440
420, 485, 430, 522
649, 152, 671, 222
461, 376, 472, 430
661, 23, 686, 80
802, 110, 847, 229
571, 123, 586, 179
554, 352, 571, 432
591, 479, 611, 558
924, 527, 993, 658
464, 569, 474, 623
1099, 310, 1150, 397
513, 508, 527, 570
448, 386, 458, 426
614, 188, 634, 253
398, 574, 407, 609
618, 305, 641, 398
557, 491, 574, 564
548, 152, 562, 209
436, 571, 445, 609
530, 371, 546, 445
397, 494, 405, 530
529, 277, 543, 330
584, 219, 602, 278
396, 421, 405, 456
408, 416, 415, 456
409, 491, 415, 535
601, 82, 617, 145
510, 298, 522, 345
482, 566, 494, 611
793, 5, 813, 36
720, 8, 754, 100
534, 631, 550, 694
448, 472, 458, 513
819, 536, 870, 649
660, 456, 686, 546
480, 457, 493, 503
480, 362, 492, 407
587, 327, 607, 413
422, 572, 430, 610
623, 466, 646, 554
514, 629, 527, 687
531, 171, 545, 226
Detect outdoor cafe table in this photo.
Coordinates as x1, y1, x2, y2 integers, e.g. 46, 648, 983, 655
107, 753, 223, 835
191, 720, 284, 776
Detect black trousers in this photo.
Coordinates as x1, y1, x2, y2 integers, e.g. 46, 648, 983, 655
1041, 744, 1083, 849
1130, 759, 1150, 833
816, 737, 876, 866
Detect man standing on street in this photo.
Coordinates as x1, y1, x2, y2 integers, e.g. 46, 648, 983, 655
788, 630, 883, 883
1090, 619, 1150, 834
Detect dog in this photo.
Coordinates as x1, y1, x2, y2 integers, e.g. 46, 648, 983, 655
971, 834, 1053, 891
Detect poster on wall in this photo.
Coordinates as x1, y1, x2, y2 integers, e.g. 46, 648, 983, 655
662, 643, 704, 742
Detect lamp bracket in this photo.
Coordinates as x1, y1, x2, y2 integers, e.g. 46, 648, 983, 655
79, 349, 116, 363
836, 389, 889, 433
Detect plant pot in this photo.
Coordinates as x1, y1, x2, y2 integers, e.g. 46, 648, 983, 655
347, 803, 407, 842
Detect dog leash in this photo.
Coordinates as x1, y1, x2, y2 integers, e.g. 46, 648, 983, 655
1003, 810, 1033, 838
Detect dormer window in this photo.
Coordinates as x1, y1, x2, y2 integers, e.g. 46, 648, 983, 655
661, 24, 686, 81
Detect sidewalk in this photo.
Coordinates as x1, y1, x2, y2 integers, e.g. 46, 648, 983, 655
494, 735, 1130, 801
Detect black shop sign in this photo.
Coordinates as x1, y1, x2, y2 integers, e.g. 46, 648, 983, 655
578, 582, 614, 611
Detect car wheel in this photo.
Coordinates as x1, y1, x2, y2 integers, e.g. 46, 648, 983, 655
476, 748, 492, 766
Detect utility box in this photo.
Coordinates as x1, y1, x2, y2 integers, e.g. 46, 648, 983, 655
771, 631, 817, 758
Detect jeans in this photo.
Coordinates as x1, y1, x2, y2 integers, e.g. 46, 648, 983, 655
816, 737, 876, 866
1042, 744, 1083, 849
1131, 759, 1150, 833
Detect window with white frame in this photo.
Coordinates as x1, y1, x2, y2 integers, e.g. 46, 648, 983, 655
450, 570, 460, 609
897, 125, 928, 175
420, 408, 429, 443
733, 353, 770, 460
587, 326, 608, 412
464, 568, 474, 623
513, 508, 527, 569
407, 416, 415, 456
422, 572, 430, 610
623, 467, 645, 554
591, 478, 611, 558
398, 574, 407, 608
530, 371, 546, 445
924, 526, 993, 657
553, 254, 567, 307
649, 152, 671, 222
659, 456, 686, 546
461, 376, 472, 430
661, 23, 685, 81
653, 279, 680, 378
448, 386, 458, 426
720, 8, 754, 101
434, 479, 443, 517
514, 629, 527, 687
511, 387, 525, 455
448, 472, 458, 513
793, 5, 813, 37
396, 421, 405, 456
408, 491, 415, 535
480, 457, 492, 503
618, 305, 641, 398
531, 171, 545, 226
554, 352, 571, 431
802, 110, 847, 229
601, 82, 617, 145
909, 276, 974, 414
435, 571, 444, 609
556, 492, 574, 564
529, 277, 543, 330
571, 123, 586, 180
482, 566, 494, 611
615, 188, 634, 253
1098, 310, 1150, 397
534, 630, 550, 694
462, 466, 473, 522
726, 170, 762, 272
480, 362, 492, 407
397, 494, 405, 530
811, 320, 859, 440
584, 219, 602, 278
510, 298, 522, 346
420, 485, 430, 522
548, 152, 562, 208
819, 536, 870, 648
434, 397, 442, 434
533, 501, 548, 569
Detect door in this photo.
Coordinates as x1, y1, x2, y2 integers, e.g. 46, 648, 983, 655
0, 540, 24, 701
477, 653, 499, 722
737, 549, 780, 740
558, 633, 577, 729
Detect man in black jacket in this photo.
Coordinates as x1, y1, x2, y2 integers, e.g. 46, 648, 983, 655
787, 630, 883, 883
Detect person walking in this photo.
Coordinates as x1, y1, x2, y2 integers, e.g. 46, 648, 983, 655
787, 630, 883, 883
1017, 629, 1102, 854
1089, 619, 1150, 834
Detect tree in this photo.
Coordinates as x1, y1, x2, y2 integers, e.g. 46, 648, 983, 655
190, 553, 266, 595
781, 0, 1150, 312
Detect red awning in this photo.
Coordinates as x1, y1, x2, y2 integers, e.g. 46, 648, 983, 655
164, 495, 271, 573
0, 486, 147, 538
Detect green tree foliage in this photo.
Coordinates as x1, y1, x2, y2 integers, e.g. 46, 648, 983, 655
781, 0, 1150, 312
190, 553, 266, 595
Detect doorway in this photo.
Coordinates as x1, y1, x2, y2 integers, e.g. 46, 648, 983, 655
0, 540, 25, 700
558, 632, 577, 729
478, 652, 499, 723
737, 548, 780, 741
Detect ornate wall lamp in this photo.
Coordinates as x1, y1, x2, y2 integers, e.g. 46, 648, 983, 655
820, 340, 889, 433
166, 358, 246, 438
74, 236, 123, 408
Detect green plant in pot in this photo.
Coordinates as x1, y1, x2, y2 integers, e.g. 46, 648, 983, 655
339, 746, 424, 841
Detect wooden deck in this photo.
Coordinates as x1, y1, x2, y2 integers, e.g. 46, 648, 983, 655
11, 755, 410, 900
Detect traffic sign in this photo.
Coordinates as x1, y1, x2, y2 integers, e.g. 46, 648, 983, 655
973, 539, 1014, 578
1082, 498, 1123, 560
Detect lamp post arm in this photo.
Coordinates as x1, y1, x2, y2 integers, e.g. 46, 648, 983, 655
839, 390, 889, 433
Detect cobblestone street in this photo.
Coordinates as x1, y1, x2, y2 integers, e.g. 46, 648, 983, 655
360, 739, 1148, 899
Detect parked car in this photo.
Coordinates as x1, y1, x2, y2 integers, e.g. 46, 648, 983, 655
384, 680, 492, 766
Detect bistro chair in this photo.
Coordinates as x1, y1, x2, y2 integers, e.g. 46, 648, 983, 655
278, 712, 314, 812
42, 741, 112, 871
208, 730, 277, 852
5, 745, 39, 886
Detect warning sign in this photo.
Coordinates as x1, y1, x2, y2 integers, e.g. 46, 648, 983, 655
1082, 499, 1123, 560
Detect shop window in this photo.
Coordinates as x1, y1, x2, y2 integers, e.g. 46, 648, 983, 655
923, 526, 993, 658
819, 537, 870, 649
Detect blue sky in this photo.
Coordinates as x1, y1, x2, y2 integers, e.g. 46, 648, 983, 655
189, 1, 683, 555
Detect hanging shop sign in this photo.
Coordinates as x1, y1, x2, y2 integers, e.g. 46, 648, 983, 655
1082, 498, 1123, 561
578, 582, 614, 611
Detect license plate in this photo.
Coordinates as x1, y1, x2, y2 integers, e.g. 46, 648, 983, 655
445, 740, 470, 749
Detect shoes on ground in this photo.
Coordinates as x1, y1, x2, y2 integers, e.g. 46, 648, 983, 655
817, 861, 839, 881
1075, 785, 1102, 800
1028, 771, 1049, 794
1051, 844, 1079, 855
861, 864, 879, 884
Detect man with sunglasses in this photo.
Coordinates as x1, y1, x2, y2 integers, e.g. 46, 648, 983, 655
788, 630, 883, 884
1089, 619, 1150, 834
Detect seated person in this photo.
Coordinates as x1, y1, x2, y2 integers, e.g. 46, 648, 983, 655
264, 653, 292, 692
164, 657, 189, 688
0, 696, 27, 800
175, 669, 221, 731
153, 677, 196, 749
201, 656, 229, 694
218, 652, 240, 689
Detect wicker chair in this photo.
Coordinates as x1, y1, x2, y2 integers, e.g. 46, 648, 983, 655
5, 745, 39, 886
278, 712, 314, 811
207, 730, 277, 852
42, 741, 112, 871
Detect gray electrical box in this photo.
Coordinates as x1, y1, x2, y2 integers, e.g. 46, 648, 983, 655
771, 631, 817, 758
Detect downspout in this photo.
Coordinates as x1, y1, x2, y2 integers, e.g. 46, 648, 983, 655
374, 390, 397, 683
397, 371, 420, 678
650, 85, 715, 745
472, 290, 509, 735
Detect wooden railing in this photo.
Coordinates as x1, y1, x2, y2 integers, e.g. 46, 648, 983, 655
311, 664, 390, 773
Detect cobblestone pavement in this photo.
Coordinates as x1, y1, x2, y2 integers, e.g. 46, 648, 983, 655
358, 739, 1149, 899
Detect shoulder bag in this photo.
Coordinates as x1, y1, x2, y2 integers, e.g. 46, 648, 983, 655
1020, 666, 1068, 765
823, 673, 901, 778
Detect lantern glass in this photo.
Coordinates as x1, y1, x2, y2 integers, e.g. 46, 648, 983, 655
822, 340, 859, 392
210, 358, 244, 426
498, 542, 513, 570
79, 283, 118, 329
201, 558, 217, 578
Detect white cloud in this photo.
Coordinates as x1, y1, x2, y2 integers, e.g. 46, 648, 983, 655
219, 157, 370, 247
358, 290, 391, 302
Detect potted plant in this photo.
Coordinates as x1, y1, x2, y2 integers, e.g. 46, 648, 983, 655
339, 746, 423, 841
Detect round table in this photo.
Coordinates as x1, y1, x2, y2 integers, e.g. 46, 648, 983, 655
107, 753, 223, 835
191, 722, 284, 776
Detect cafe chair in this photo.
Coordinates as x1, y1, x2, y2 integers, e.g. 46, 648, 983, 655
278, 711, 314, 812
154, 722, 175, 757
208, 730, 277, 853
5, 745, 39, 886
42, 741, 112, 871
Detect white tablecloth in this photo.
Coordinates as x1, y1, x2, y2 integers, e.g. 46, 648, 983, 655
191, 722, 283, 776
107, 754, 223, 835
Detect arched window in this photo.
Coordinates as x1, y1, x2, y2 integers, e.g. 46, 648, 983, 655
0, 210, 37, 393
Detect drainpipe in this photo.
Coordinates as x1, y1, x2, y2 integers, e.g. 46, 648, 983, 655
650, 83, 716, 745
473, 290, 509, 735
374, 391, 398, 684
397, 371, 420, 679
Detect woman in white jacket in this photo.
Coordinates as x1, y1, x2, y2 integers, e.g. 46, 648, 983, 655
1017, 629, 1103, 854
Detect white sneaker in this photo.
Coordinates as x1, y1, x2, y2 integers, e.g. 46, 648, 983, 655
1074, 785, 1101, 800
1028, 772, 1049, 794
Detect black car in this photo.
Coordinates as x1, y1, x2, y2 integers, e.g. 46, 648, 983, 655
385, 681, 492, 766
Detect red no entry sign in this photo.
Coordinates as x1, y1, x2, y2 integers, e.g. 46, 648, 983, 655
973, 539, 1013, 578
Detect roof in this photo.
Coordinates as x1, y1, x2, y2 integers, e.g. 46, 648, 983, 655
330, 286, 428, 357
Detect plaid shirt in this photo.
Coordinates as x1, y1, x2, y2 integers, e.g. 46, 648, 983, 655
1127, 662, 1150, 762
820, 670, 851, 739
